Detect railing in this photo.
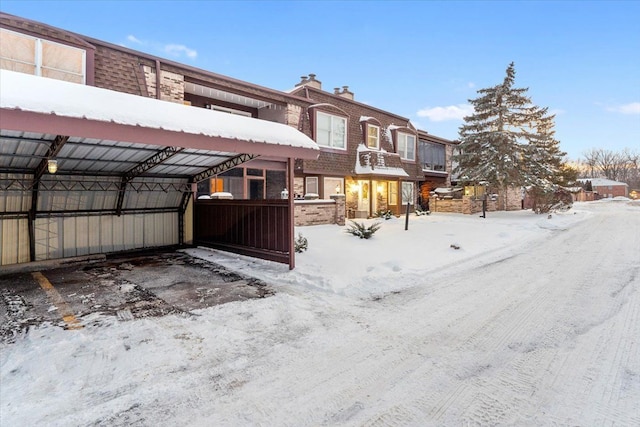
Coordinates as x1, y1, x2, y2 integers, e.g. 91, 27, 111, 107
193, 199, 291, 265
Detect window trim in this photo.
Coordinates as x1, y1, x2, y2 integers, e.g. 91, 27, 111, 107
401, 182, 414, 205
323, 177, 345, 199
367, 124, 380, 150
419, 140, 446, 172
305, 176, 319, 195
397, 132, 416, 161
388, 181, 398, 205
314, 110, 347, 151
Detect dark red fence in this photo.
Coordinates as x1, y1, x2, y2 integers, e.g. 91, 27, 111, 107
193, 199, 292, 266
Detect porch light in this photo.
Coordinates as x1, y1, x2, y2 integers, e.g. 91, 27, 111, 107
281, 188, 289, 199
335, 184, 340, 194
47, 159, 58, 174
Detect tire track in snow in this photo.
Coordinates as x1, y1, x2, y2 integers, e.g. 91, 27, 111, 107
358, 206, 639, 426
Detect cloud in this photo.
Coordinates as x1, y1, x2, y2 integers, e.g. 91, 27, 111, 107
416, 104, 474, 122
127, 35, 143, 44
606, 102, 640, 115
164, 44, 197, 59
467, 82, 475, 89
121, 36, 197, 61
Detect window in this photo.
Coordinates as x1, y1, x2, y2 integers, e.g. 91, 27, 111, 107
306, 176, 319, 195
401, 182, 414, 205
316, 111, 346, 150
388, 182, 398, 205
0, 28, 86, 84
323, 177, 344, 199
397, 133, 416, 161
419, 141, 446, 171
367, 124, 380, 149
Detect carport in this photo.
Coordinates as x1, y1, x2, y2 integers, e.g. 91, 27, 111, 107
0, 70, 319, 269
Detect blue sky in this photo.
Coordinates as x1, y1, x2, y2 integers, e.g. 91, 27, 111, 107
2, 0, 638, 160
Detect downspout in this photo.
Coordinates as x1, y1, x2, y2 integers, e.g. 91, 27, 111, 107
155, 59, 161, 99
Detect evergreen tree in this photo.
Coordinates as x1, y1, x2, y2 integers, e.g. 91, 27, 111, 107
454, 62, 565, 210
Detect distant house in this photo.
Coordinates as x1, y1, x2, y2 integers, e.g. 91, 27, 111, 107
578, 178, 629, 199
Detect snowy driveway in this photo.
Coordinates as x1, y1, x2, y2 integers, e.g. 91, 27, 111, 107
1, 200, 639, 426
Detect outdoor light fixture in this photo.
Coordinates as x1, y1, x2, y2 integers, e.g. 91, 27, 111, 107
47, 159, 58, 174
335, 184, 340, 194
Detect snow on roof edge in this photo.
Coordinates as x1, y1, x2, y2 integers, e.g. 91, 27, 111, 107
0, 70, 319, 152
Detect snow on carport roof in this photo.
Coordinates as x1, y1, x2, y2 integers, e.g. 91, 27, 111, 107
0, 70, 319, 160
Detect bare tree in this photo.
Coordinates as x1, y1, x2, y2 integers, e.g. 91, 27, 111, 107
582, 148, 600, 178
579, 147, 640, 188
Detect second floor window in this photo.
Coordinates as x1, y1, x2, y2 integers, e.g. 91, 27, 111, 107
419, 141, 446, 171
0, 28, 86, 84
397, 133, 416, 161
367, 124, 380, 149
316, 111, 346, 150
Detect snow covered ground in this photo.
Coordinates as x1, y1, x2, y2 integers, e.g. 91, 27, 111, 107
1, 199, 639, 426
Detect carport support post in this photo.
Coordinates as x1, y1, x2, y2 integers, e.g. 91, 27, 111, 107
288, 157, 295, 270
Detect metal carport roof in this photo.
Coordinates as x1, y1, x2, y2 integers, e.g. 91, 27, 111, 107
0, 70, 318, 264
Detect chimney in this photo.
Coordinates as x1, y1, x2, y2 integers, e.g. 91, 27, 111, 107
338, 85, 354, 100
295, 75, 309, 87
295, 73, 322, 90
306, 73, 322, 89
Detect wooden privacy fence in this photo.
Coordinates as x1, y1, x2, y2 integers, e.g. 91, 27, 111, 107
193, 199, 292, 266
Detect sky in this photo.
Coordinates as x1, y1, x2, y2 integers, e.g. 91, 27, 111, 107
1, 0, 639, 160
2, 199, 639, 425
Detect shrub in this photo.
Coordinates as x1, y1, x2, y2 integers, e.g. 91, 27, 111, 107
530, 186, 573, 214
377, 209, 393, 220
415, 205, 430, 216
294, 233, 308, 253
345, 221, 382, 239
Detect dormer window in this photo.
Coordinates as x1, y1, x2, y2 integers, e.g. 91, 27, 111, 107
315, 111, 347, 150
367, 124, 380, 149
397, 132, 416, 161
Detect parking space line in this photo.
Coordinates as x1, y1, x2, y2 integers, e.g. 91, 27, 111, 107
32, 272, 83, 330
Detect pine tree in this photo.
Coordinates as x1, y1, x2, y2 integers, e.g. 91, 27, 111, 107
454, 62, 565, 210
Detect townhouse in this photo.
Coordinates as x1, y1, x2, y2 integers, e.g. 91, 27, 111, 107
288, 74, 456, 218
1, 11, 460, 267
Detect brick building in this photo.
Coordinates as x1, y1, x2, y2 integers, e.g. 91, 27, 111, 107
1, 12, 457, 223
288, 74, 456, 218
578, 178, 629, 199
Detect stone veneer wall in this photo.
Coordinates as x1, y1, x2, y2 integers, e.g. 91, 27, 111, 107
430, 188, 522, 215
294, 195, 345, 226
430, 196, 498, 215
293, 177, 305, 199
142, 65, 184, 103
286, 104, 303, 129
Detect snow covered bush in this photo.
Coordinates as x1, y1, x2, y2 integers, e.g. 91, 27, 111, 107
415, 205, 430, 216
377, 209, 394, 220
294, 233, 308, 253
529, 186, 573, 214
345, 221, 382, 239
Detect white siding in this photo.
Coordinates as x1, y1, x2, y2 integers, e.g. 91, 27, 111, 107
23, 213, 179, 262
0, 218, 30, 265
